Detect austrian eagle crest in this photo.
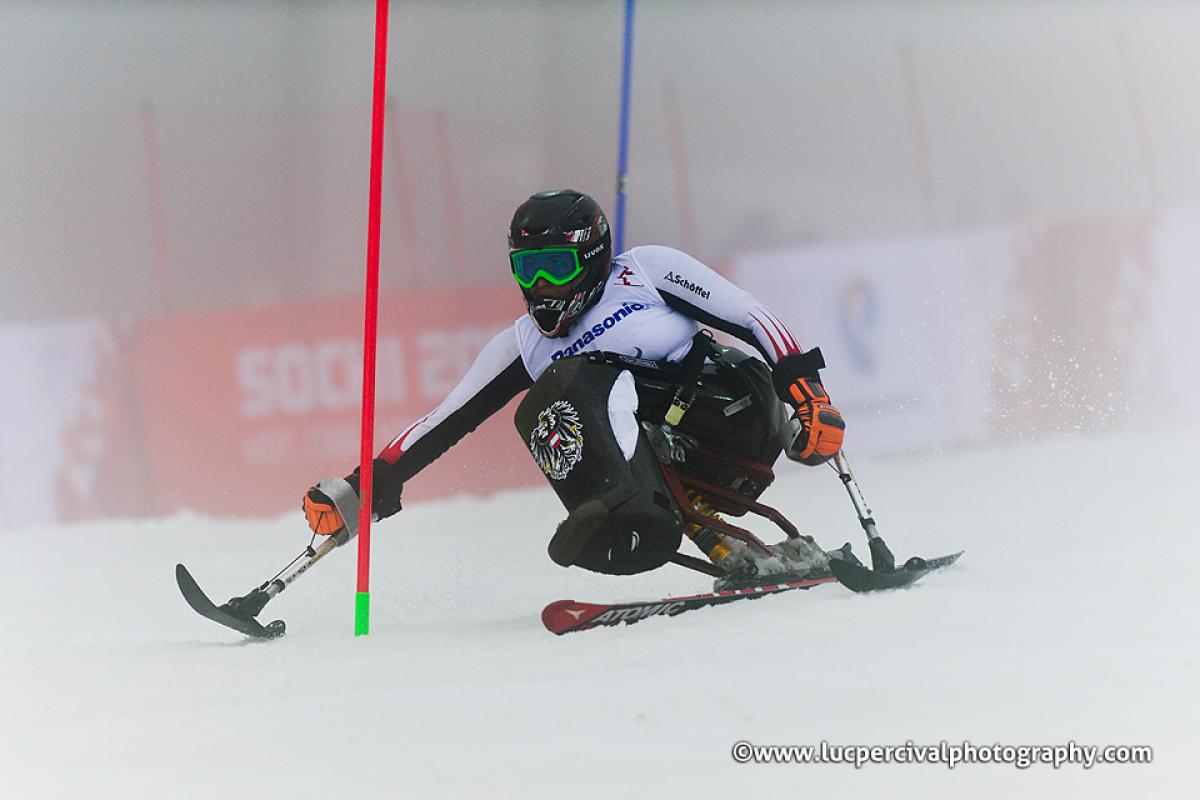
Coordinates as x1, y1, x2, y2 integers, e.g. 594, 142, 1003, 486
529, 400, 584, 480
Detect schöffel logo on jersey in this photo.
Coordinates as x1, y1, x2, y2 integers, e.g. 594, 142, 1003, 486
551, 302, 646, 360
592, 600, 688, 624
663, 271, 710, 299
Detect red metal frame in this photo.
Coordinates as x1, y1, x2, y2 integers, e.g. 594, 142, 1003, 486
656, 442, 804, 561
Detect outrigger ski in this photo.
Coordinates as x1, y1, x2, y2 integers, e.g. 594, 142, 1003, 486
827, 550, 963, 593
176, 564, 286, 640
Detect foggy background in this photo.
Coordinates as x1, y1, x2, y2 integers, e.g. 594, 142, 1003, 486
1, 0, 1197, 525
5, 7, 1198, 797
5, 0, 1197, 314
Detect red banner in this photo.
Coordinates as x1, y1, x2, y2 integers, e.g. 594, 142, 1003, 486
130, 290, 542, 517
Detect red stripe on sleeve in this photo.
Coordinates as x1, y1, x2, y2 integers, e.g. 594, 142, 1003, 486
762, 308, 800, 353
380, 414, 429, 463
750, 312, 785, 361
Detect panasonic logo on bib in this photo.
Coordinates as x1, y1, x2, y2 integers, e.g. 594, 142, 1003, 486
551, 302, 647, 360
663, 271, 710, 299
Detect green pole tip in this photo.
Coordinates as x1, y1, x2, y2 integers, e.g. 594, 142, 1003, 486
355, 591, 370, 636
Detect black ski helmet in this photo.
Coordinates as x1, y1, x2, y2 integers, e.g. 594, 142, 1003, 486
509, 190, 612, 337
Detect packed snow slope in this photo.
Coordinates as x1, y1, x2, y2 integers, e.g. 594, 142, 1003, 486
2, 427, 1195, 799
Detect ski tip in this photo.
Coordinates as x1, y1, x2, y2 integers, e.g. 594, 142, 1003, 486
541, 599, 614, 635
922, 550, 965, 570
541, 599, 579, 635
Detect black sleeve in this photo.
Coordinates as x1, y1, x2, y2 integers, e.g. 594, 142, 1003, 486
391, 356, 533, 484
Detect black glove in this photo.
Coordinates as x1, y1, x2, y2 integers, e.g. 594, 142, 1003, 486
345, 458, 405, 520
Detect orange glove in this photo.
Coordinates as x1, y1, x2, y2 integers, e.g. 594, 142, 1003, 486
303, 488, 345, 535
302, 459, 404, 536
785, 376, 846, 466
771, 348, 845, 466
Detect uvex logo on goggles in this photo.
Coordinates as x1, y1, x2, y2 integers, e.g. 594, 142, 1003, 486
511, 248, 585, 289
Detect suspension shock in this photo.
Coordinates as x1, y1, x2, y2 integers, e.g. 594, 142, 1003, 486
684, 490, 737, 567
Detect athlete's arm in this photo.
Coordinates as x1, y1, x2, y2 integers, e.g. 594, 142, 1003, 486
378, 324, 533, 482
302, 326, 532, 536
636, 245, 844, 465
637, 245, 803, 365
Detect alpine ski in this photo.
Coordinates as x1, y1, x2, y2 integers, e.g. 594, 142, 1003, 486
542, 550, 963, 634
543, 574, 836, 635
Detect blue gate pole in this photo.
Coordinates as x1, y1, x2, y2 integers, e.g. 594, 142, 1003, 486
614, 0, 635, 254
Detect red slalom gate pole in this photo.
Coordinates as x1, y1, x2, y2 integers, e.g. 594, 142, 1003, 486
356, 0, 391, 637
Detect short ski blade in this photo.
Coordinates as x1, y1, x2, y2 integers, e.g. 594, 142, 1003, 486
827, 550, 963, 593
176, 564, 285, 640
542, 574, 836, 635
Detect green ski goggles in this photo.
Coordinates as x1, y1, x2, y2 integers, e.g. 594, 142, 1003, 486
510, 248, 585, 289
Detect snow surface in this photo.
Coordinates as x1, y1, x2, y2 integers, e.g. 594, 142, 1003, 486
3, 428, 1196, 798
